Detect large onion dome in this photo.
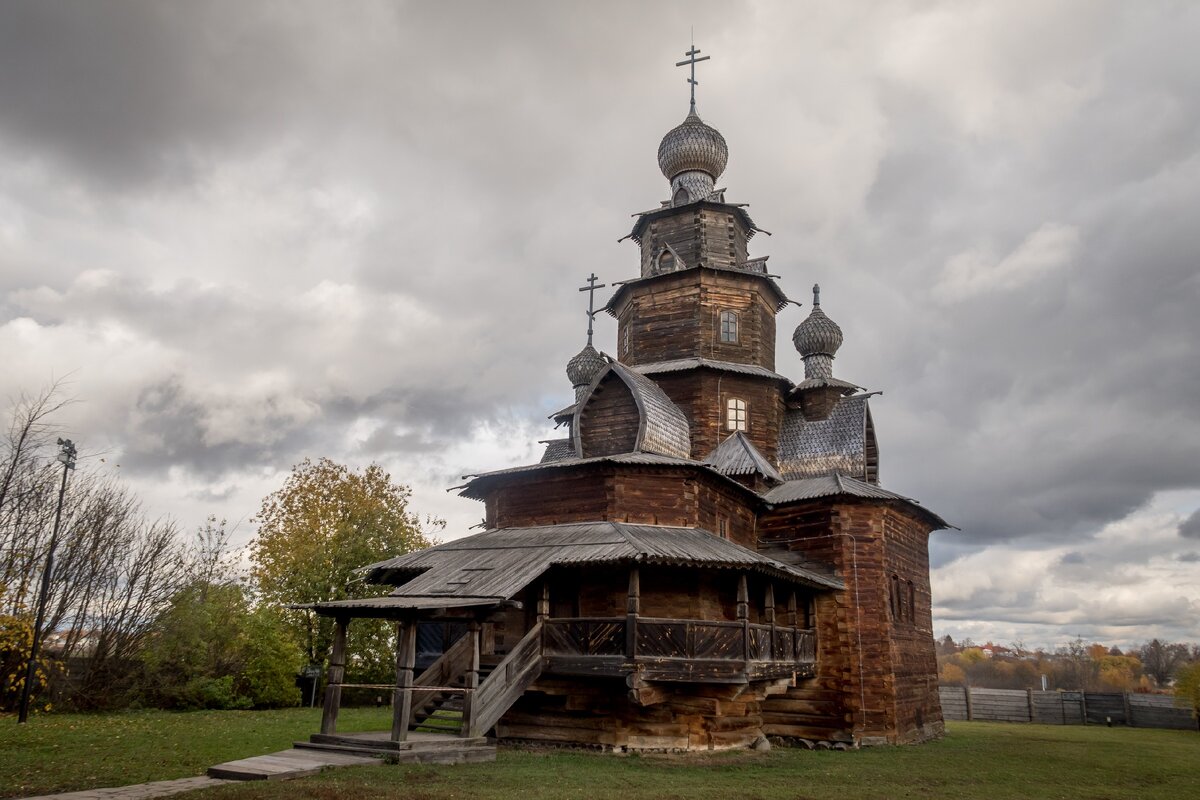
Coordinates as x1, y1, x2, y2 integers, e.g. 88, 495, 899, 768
657, 111, 728, 181
566, 343, 606, 388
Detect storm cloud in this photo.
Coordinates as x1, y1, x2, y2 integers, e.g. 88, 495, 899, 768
1, 1, 1197, 647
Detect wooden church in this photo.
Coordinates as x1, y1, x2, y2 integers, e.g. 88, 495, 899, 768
301, 50, 950, 754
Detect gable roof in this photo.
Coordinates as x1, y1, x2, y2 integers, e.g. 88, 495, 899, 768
777, 395, 875, 481
706, 431, 784, 484
362, 521, 844, 595
573, 362, 691, 460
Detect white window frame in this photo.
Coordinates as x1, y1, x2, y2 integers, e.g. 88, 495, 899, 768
726, 398, 747, 432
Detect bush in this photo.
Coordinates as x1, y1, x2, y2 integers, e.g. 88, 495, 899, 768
140, 583, 301, 710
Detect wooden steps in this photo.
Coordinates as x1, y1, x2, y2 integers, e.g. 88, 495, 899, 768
208, 747, 378, 781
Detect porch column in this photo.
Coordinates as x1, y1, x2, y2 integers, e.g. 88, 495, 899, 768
626, 567, 640, 658
737, 573, 749, 661
320, 616, 349, 735
391, 618, 417, 742
460, 620, 481, 738
537, 581, 550, 623
788, 591, 799, 661
764, 583, 776, 660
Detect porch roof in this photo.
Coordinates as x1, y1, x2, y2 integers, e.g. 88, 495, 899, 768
363, 522, 843, 600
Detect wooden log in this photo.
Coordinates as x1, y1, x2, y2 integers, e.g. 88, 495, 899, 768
460, 621, 481, 738
391, 620, 417, 742
320, 617, 349, 735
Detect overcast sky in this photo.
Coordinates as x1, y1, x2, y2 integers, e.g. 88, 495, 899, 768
2, 1, 1197, 649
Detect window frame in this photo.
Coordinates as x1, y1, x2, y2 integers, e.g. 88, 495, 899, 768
725, 398, 748, 432
719, 310, 739, 344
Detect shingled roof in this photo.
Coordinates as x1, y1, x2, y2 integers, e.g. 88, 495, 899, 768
763, 474, 952, 530
777, 395, 876, 481
705, 431, 783, 484
361, 521, 843, 595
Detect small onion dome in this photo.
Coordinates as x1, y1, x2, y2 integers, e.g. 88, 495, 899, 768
657, 111, 729, 181
566, 343, 606, 387
792, 284, 843, 358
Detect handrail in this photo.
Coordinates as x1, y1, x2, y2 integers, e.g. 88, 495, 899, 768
465, 620, 544, 738
543, 616, 816, 664
408, 632, 474, 724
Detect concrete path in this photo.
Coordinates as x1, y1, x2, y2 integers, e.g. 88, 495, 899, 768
207, 747, 379, 780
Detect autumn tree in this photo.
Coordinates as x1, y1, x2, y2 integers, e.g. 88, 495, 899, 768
1175, 662, 1200, 727
1139, 639, 1190, 687
249, 458, 440, 673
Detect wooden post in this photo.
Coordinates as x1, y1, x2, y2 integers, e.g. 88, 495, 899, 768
1122, 692, 1133, 727
537, 582, 550, 623
737, 573, 749, 661
787, 592, 799, 662
1026, 687, 1034, 723
764, 583, 776, 660
461, 620, 481, 738
321, 617, 349, 735
626, 567, 640, 659
963, 685, 973, 721
391, 619, 417, 742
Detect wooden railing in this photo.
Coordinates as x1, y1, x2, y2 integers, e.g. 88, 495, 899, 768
465, 621, 544, 738
544, 616, 815, 666
408, 632, 474, 725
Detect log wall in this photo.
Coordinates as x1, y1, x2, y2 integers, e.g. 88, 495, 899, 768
496, 676, 780, 752
637, 206, 751, 276
757, 500, 943, 745
579, 375, 639, 457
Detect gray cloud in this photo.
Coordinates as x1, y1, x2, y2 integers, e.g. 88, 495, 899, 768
0, 1, 1198, 647
1180, 509, 1200, 539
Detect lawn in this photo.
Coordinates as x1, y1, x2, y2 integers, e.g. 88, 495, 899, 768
2, 715, 1196, 800
0, 706, 393, 797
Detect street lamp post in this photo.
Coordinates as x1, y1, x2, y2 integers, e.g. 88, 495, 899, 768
17, 438, 77, 724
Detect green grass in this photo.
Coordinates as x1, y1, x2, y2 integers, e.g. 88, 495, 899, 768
1, 715, 1196, 800
0, 706, 393, 797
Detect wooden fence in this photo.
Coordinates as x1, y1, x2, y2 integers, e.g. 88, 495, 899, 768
939, 686, 1197, 730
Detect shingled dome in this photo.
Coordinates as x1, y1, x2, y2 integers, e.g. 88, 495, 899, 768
658, 111, 728, 181
566, 343, 606, 387
792, 284, 843, 359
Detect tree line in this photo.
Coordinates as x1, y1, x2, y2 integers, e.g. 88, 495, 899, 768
936, 634, 1200, 701
1, 386, 439, 714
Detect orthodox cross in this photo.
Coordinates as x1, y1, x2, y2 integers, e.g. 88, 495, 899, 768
578, 273, 607, 347
675, 40, 710, 114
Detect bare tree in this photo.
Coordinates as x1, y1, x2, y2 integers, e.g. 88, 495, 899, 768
1139, 639, 1190, 688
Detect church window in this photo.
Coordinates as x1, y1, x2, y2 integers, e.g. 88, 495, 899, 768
657, 249, 675, 272
673, 186, 690, 206
726, 398, 747, 432
622, 324, 630, 354
891, 574, 901, 621
719, 310, 739, 343
718, 517, 728, 539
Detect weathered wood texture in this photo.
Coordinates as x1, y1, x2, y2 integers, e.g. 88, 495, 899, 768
650, 371, 784, 463
615, 270, 779, 371
485, 466, 756, 539
496, 675, 782, 751
758, 501, 943, 745
636, 206, 751, 277
578, 375, 639, 457
467, 622, 544, 737
938, 687, 1197, 730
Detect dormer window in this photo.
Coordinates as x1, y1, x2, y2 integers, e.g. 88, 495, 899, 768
672, 186, 690, 206
725, 398, 747, 432
719, 310, 738, 343
657, 249, 675, 273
